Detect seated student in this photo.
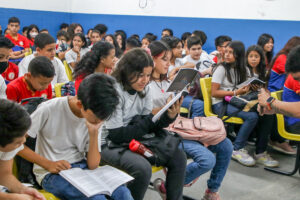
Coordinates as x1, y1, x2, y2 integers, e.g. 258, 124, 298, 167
161, 28, 173, 38
104, 34, 123, 58
100, 48, 187, 200
56, 30, 70, 60
26, 24, 39, 50
0, 37, 19, 83
0, 99, 45, 200
94, 24, 108, 40
115, 30, 127, 52
59, 23, 69, 32
6, 56, 54, 102
141, 33, 157, 49
246, 45, 280, 166
65, 33, 89, 70
18, 33, 68, 86
210, 35, 232, 64
181, 32, 191, 57
257, 33, 274, 70
212, 41, 259, 167
148, 41, 233, 200
74, 41, 116, 92
18, 73, 133, 200
22, 26, 29, 38
268, 36, 300, 92
125, 36, 142, 52
89, 29, 102, 48
5, 17, 30, 64
39, 29, 49, 34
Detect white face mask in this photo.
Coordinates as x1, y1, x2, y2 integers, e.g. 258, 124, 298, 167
30, 32, 38, 38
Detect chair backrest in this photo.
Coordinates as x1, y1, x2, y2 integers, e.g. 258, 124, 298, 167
271, 90, 300, 141
54, 83, 65, 97
25, 48, 32, 57
63, 60, 73, 81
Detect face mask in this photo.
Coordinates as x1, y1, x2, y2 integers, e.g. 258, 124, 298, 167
0, 62, 8, 74
30, 32, 38, 38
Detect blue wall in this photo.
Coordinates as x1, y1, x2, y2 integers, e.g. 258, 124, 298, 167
1, 7, 300, 53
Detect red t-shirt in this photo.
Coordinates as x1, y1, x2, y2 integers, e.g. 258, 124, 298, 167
5, 33, 30, 49
6, 76, 52, 103
284, 74, 300, 95
1, 62, 19, 82
75, 75, 85, 94
271, 54, 287, 74
28, 39, 34, 47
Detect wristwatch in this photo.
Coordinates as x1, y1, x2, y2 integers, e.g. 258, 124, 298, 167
266, 96, 275, 110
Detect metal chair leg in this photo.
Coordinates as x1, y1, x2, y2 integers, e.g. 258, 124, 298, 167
264, 143, 300, 176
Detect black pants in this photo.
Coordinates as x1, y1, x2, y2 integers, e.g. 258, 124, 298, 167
255, 114, 275, 154
101, 145, 187, 200
287, 122, 300, 134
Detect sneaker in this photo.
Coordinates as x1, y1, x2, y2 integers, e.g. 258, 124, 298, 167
232, 149, 256, 166
202, 189, 221, 200
269, 141, 296, 155
247, 137, 257, 146
153, 178, 166, 200
254, 152, 279, 168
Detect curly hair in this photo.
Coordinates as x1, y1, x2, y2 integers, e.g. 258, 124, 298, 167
73, 41, 114, 79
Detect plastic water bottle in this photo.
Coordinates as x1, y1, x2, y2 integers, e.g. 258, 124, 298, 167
129, 139, 154, 158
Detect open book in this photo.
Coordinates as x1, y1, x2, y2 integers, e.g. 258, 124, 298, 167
167, 68, 199, 92
59, 165, 134, 197
236, 77, 265, 89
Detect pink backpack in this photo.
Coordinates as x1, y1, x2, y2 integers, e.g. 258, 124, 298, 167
166, 116, 226, 147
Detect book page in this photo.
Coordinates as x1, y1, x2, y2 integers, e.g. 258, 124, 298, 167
59, 168, 110, 197
236, 77, 265, 89
87, 166, 134, 194
167, 68, 198, 92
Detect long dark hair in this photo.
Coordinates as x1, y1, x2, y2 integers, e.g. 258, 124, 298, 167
148, 40, 170, 81
73, 41, 114, 79
214, 41, 247, 85
112, 48, 153, 97
161, 36, 182, 60
70, 33, 88, 48
246, 45, 266, 81
104, 34, 123, 58
257, 33, 274, 65
27, 24, 39, 41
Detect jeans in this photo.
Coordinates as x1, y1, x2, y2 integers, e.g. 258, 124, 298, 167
179, 139, 233, 192
287, 121, 300, 134
213, 102, 258, 150
181, 95, 205, 118
41, 160, 133, 200
101, 145, 187, 200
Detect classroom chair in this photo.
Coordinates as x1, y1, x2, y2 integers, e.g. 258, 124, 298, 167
264, 90, 300, 176
63, 60, 73, 81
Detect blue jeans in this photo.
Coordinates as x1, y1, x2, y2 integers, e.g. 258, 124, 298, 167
179, 139, 233, 192
181, 95, 204, 118
41, 160, 133, 200
212, 102, 258, 150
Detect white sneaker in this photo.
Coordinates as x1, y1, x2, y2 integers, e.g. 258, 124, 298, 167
232, 149, 256, 166
254, 152, 279, 168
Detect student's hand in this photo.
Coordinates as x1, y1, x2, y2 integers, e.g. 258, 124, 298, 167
258, 88, 271, 107
86, 120, 102, 136
45, 160, 71, 173
20, 187, 46, 200
257, 104, 275, 116
167, 96, 183, 119
236, 85, 250, 95
73, 46, 81, 54
183, 62, 195, 69
250, 84, 261, 91
202, 66, 213, 76
13, 193, 35, 200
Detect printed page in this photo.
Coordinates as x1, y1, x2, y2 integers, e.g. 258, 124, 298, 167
59, 168, 110, 197
236, 77, 265, 89
87, 165, 134, 194
167, 68, 198, 92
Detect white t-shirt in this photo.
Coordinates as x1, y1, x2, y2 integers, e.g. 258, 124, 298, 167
65, 48, 89, 65
0, 145, 24, 161
148, 80, 173, 108
0, 76, 7, 99
181, 51, 214, 73
168, 58, 184, 76
27, 97, 102, 184
102, 82, 153, 144
18, 54, 69, 87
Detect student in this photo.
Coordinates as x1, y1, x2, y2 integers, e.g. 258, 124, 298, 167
18, 33, 68, 86
125, 36, 142, 52
148, 41, 233, 200
115, 30, 127, 51
18, 73, 133, 200
26, 24, 39, 49
65, 33, 89, 70
0, 37, 19, 83
210, 35, 232, 64
246, 45, 279, 166
5, 17, 30, 64
268, 36, 300, 92
141, 33, 157, 49
211, 41, 259, 166
94, 24, 108, 40
22, 26, 29, 37
67, 23, 83, 40
257, 33, 274, 70
74, 41, 116, 92
59, 23, 69, 32
181, 36, 214, 75
6, 56, 54, 102
90, 30, 102, 47
40, 29, 49, 34
100, 48, 187, 200
161, 28, 173, 38
104, 34, 123, 58
56, 30, 70, 60
192, 30, 207, 46
181, 32, 191, 57
0, 99, 46, 200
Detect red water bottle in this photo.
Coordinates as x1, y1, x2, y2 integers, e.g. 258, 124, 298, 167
129, 139, 154, 158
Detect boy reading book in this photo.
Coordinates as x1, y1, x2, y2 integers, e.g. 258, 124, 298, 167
0, 99, 45, 200
18, 74, 133, 200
